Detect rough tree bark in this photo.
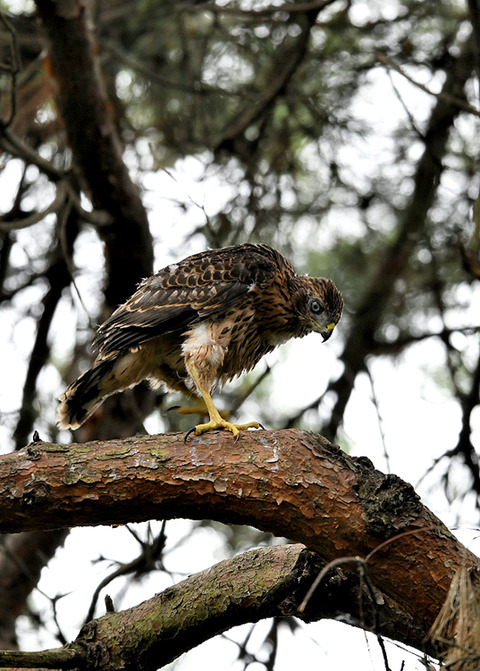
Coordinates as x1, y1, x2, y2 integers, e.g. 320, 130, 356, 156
0, 428, 476, 668
0, 543, 432, 671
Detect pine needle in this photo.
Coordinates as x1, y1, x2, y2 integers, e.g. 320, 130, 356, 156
429, 566, 480, 671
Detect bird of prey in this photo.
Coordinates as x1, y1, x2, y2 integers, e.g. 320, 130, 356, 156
57, 243, 343, 438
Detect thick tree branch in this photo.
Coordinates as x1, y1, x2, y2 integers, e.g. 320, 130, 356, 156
0, 543, 440, 670
1, 429, 477, 648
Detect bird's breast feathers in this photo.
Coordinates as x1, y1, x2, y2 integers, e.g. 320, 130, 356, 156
182, 322, 226, 369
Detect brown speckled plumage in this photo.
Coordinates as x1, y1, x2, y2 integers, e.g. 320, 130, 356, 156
57, 243, 343, 435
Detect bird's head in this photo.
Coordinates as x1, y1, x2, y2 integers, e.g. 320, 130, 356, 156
294, 276, 344, 341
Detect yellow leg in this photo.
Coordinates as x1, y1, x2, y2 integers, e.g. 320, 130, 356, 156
185, 359, 261, 439
175, 399, 230, 420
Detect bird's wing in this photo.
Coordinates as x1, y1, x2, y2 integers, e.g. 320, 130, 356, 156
92, 244, 284, 359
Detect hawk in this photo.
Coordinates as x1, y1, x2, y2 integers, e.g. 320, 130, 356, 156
57, 243, 343, 437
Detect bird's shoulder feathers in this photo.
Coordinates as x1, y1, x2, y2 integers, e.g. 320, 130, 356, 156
92, 243, 292, 359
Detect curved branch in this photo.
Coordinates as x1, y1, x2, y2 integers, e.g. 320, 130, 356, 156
0, 543, 439, 670
0, 181, 68, 232
0, 126, 64, 181
0, 428, 477, 643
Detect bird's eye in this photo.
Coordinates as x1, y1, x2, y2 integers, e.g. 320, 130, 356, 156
310, 300, 323, 314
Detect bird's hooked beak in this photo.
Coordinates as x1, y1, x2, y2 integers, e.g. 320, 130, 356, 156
321, 322, 336, 342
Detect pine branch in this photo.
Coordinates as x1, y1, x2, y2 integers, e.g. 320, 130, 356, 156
1, 427, 477, 652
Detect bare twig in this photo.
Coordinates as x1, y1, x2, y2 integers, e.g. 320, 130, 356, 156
0, 126, 63, 180
376, 52, 480, 119
0, 182, 67, 231
298, 555, 365, 613
364, 364, 391, 473
84, 522, 167, 623
384, 65, 424, 139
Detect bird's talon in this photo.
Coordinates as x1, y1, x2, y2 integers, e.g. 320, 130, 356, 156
184, 427, 196, 442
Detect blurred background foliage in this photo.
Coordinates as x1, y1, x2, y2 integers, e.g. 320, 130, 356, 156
0, 0, 480, 667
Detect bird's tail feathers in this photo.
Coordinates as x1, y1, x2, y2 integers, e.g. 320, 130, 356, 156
57, 360, 119, 430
